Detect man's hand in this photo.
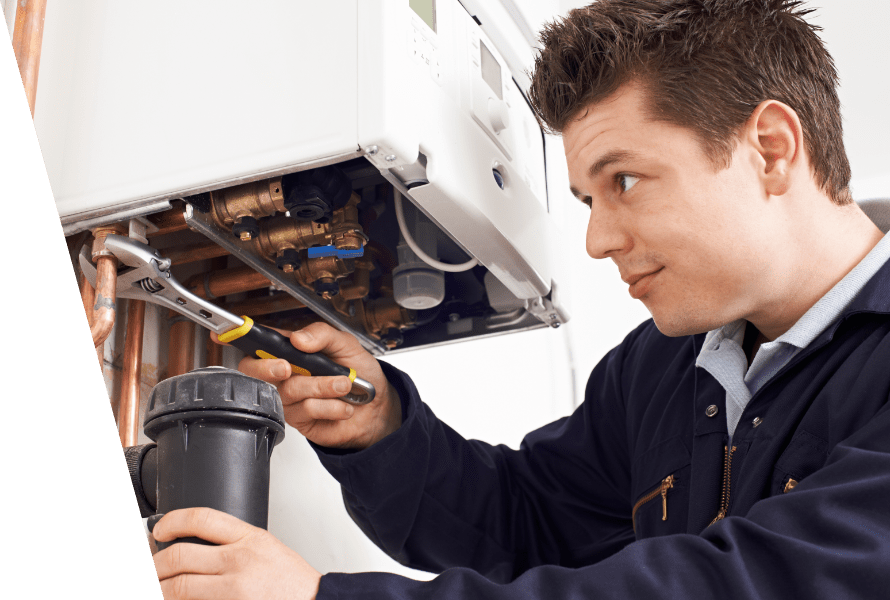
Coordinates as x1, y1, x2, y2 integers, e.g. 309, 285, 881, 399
233, 321, 402, 450
152, 507, 321, 600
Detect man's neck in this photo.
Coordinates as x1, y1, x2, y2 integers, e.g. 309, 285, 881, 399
748, 204, 884, 342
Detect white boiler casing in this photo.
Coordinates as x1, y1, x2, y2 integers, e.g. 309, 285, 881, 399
35, 0, 567, 342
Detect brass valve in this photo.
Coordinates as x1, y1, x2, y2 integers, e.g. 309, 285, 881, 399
364, 298, 415, 340
253, 192, 365, 261
329, 194, 365, 251
256, 218, 328, 262
211, 178, 285, 241
294, 255, 354, 292
339, 257, 372, 301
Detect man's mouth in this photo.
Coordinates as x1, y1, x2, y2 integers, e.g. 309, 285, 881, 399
626, 267, 664, 299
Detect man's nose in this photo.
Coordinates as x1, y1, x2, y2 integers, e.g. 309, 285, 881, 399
585, 201, 630, 259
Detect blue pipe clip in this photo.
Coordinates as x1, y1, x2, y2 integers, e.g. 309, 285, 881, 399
307, 245, 364, 259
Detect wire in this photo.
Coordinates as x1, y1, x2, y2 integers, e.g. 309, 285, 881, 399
393, 188, 479, 273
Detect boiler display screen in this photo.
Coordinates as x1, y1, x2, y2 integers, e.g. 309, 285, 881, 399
480, 41, 503, 100
410, 0, 436, 32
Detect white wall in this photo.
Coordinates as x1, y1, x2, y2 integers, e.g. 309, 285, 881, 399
805, 0, 890, 198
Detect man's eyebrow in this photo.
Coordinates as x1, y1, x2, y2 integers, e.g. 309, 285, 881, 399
569, 149, 640, 200
587, 149, 639, 179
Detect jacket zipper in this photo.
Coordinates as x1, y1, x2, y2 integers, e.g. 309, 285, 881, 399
709, 445, 737, 525
632, 474, 675, 531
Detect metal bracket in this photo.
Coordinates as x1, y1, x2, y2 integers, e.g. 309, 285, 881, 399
525, 282, 569, 329
183, 204, 388, 356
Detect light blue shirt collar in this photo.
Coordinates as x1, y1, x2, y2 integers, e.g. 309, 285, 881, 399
696, 230, 890, 439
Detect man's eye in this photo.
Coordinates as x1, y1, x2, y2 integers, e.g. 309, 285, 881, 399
617, 174, 640, 193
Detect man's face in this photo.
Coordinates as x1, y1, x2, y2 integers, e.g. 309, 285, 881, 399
563, 82, 778, 337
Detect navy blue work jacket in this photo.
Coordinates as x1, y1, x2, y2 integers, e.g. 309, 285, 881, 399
314, 259, 890, 599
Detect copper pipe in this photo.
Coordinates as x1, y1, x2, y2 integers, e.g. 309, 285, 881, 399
165, 240, 230, 266
12, 0, 47, 116
188, 266, 270, 299
147, 206, 189, 237
225, 293, 306, 318
167, 313, 196, 377
205, 331, 224, 367
79, 271, 105, 368
90, 255, 118, 347
79, 271, 95, 327
119, 299, 146, 447
96, 343, 105, 370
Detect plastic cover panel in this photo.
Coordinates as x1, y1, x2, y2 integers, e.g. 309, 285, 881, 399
34, 1, 360, 218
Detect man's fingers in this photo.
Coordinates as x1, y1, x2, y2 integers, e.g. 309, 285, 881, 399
290, 321, 362, 359
238, 355, 292, 382
159, 573, 235, 600
152, 507, 255, 546
285, 397, 355, 423
153, 542, 226, 580
280, 374, 353, 405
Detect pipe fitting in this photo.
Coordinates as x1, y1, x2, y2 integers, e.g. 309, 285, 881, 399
339, 257, 372, 301
330, 194, 365, 251
91, 224, 128, 260
255, 217, 329, 261
211, 178, 285, 229
254, 192, 366, 263
363, 298, 415, 338
296, 255, 353, 289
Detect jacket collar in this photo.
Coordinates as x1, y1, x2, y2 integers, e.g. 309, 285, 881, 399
780, 254, 890, 359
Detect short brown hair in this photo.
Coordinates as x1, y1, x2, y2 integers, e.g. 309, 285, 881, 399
529, 0, 852, 205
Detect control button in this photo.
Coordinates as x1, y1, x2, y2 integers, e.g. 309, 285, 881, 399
705, 405, 719, 418
488, 98, 510, 133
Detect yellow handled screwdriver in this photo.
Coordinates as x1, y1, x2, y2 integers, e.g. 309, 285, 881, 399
79, 234, 375, 405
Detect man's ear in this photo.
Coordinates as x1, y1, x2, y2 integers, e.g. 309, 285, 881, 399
744, 100, 803, 197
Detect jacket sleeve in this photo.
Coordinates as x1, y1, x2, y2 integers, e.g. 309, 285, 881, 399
310, 340, 640, 582
315, 379, 890, 599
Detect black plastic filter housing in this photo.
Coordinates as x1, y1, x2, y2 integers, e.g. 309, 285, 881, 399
141, 367, 285, 549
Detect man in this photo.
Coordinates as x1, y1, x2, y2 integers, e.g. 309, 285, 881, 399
151, 0, 890, 598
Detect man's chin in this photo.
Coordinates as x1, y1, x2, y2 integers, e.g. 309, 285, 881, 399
649, 312, 718, 338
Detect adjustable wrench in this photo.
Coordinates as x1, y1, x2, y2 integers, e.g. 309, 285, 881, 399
80, 234, 376, 405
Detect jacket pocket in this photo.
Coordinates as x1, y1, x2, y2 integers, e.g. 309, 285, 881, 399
631, 436, 691, 539
771, 429, 828, 495
632, 474, 676, 530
